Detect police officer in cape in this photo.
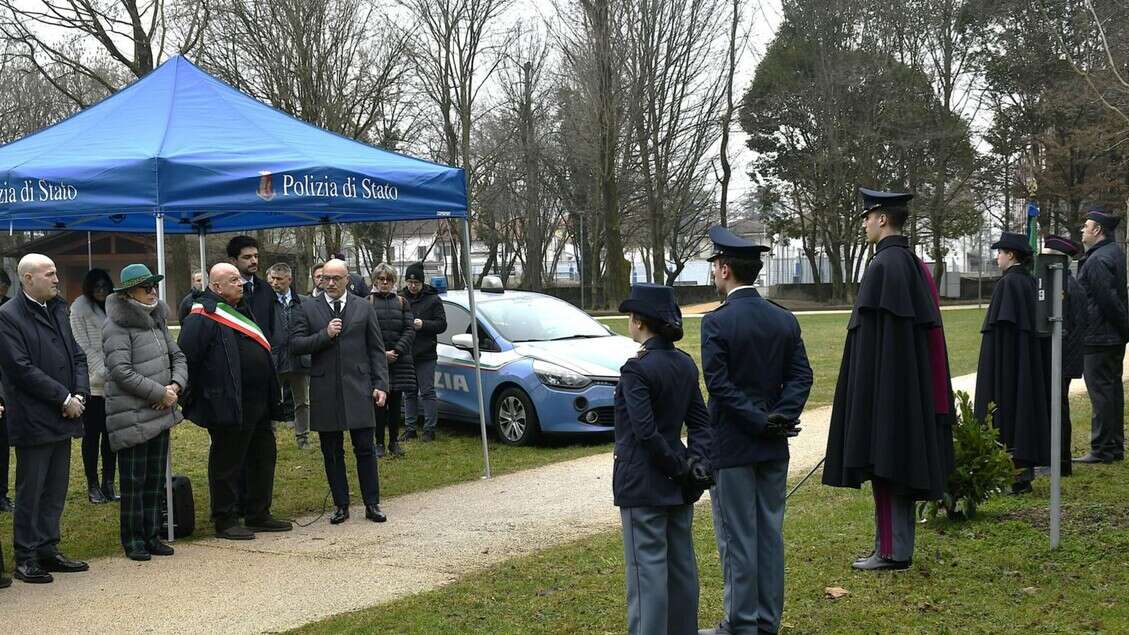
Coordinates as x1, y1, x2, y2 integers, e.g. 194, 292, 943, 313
822, 188, 955, 572
698, 226, 813, 635
613, 283, 713, 635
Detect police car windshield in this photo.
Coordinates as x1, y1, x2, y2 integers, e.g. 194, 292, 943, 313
478, 296, 611, 343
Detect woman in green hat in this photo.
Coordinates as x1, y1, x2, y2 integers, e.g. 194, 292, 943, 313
102, 264, 188, 561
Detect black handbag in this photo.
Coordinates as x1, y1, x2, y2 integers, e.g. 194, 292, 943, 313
159, 474, 196, 539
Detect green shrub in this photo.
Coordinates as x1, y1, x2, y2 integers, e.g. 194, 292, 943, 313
919, 390, 1015, 521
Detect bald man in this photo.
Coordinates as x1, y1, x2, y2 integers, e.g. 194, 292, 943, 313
179, 263, 291, 539
0, 254, 90, 583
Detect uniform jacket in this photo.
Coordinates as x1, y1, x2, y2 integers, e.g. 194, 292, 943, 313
369, 291, 416, 392
0, 293, 90, 447
613, 338, 711, 508
700, 288, 812, 469
177, 289, 284, 429
69, 294, 108, 396
102, 294, 188, 451
1077, 238, 1129, 347
290, 292, 389, 432
404, 285, 447, 361
272, 291, 311, 376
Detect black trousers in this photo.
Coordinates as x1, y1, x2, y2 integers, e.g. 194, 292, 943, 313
13, 439, 71, 563
0, 415, 9, 496
375, 391, 404, 446
81, 396, 115, 487
1083, 346, 1125, 461
1060, 378, 1074, 475
319, 428, 380, 507
118, 430, 169, 552
207, 418, 277, 528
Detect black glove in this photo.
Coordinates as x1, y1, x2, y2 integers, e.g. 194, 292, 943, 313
668, 454, 691, 480
685, 454, 715, 489
765, 412, 802, 438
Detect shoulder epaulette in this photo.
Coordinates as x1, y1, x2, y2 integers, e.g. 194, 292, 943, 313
765, 298, 789, 311
635, 347, 649, 359
708, 301, 729, 313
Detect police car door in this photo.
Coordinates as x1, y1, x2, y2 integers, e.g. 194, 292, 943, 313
435, 302, 485, 421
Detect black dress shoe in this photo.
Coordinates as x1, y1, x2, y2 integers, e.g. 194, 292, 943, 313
330, 506, 350, 524
101, 481, 120, 501
88, 484, 108, 504
216, 524, 256, 540
422, 430, 435, 442
851, 553, 910, 571
365, 504, 387, 523
245, 516, 293, 532
14, 562, 52, 584
0, 495, 13, 512
388, 442, 406, 457
126, 548, 151, 562
147, 540, 175, 556
399, 430, 418, 441
0, 574, 10, 588
1009, 481, 1034, 495
39, 553, 89, 573
375, 443, 386, 458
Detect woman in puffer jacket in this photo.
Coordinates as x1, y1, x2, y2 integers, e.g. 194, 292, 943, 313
102, 264, 188, 561
71, 268, 115, 503
368, 263, 415, 458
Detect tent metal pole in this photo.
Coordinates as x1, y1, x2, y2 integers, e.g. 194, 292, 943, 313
198, 227, 207, 285
87, 232, 93, 269
462, 218, 491, 479
155, 213, 175, 543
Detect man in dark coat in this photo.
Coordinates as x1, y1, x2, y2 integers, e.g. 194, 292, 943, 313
698, 227, 813, 635
0, 268, 12, 514
0, 254, 91, 583
1074, 210, 1129, 464
1044, 236, 1087, 476
974, 233, 1050, 494
400, 262, 447, 442
823, 188, 955, 572
267, 262, 312, 450
176, 270, 204, 323
179, 263, 290, 539
291, 259, 390, 524
227, 235, 276, 340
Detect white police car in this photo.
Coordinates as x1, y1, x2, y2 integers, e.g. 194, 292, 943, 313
435, 280, 638, 445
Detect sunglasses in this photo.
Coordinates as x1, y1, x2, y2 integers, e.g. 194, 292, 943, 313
137, 283, 158, 292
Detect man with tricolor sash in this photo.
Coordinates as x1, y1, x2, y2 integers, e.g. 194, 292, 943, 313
179, 263, 290, 540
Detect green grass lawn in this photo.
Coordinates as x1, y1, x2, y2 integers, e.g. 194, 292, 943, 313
297, 389, 1124, 634
609, 306, 986, 408
0, 307, 986, 565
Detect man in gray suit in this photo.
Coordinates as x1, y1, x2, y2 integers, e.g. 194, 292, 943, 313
290, 259, 390, 524
267, 263, 312, 450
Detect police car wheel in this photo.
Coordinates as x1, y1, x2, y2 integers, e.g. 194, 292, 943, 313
493, 388, 540, 446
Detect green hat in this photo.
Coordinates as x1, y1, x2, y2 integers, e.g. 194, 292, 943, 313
114, 263, 163, 293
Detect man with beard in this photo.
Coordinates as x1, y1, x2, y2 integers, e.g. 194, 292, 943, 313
227, 236, 276, 339
822, 187, 955, 571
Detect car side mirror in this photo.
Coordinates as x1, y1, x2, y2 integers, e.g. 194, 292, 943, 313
451, 333, 474, 350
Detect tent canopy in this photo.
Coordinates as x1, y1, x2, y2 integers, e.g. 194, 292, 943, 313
0, 55, 466, 233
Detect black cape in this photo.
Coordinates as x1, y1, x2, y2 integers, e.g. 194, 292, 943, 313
973, 265, 1051, 466
823, 235, 955, 500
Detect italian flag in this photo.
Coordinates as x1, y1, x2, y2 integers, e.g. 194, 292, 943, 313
190, 302, 271, 352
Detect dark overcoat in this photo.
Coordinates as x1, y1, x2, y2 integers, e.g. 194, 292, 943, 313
272, 292, 311, 376
290, 292, 389, 432
177, 290, 284, 429
613, 338, 712, 508
404, 285, 447, 361
823, 235, 955, 501
973, 265, 1051, 466
0, 294, 90, 447
1076, 238, 1129, 347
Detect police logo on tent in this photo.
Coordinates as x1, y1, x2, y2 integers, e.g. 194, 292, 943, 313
257, 171, 275, 201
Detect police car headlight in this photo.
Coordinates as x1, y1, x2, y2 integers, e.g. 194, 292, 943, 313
533, 360, 591, 389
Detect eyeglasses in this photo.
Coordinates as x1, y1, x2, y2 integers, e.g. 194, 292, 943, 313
375, 276, 394, 283
322, 275, 345, 283
138, 283, 158, 292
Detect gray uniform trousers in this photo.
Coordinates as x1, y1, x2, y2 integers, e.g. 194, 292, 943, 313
1084, 345, 1125, 461
14, 439, 72, 563
281, 373, 310, 439
404, 358, 438, 432
871, 478, 915, 561
620, 504, 699, 635
710, 459, 788, 635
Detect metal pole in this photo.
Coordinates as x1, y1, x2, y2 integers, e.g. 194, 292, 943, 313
87, 231, 93, 270
1049, 262, 1063, 549
462, 219, 492, 479
578, 215, 584, 310
155, 213, 175, 543
198, 227, 208, 286
978, 226, 984, 308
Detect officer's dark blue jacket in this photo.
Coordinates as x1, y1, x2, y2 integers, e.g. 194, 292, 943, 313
613, 337, 711, 508
701, 288, 812, 469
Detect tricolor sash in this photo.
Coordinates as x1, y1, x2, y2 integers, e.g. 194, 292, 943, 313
190, 302, 271, 352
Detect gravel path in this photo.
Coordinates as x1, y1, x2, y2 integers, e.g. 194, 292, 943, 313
0, 359, 1112, 633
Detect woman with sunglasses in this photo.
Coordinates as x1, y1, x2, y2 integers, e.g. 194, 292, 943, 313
368, 263, 415, 458
70, 268, 116, 503
102, 264, 187, 560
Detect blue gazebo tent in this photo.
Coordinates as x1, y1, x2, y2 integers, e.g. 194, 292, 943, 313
0, 56, 492, 535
